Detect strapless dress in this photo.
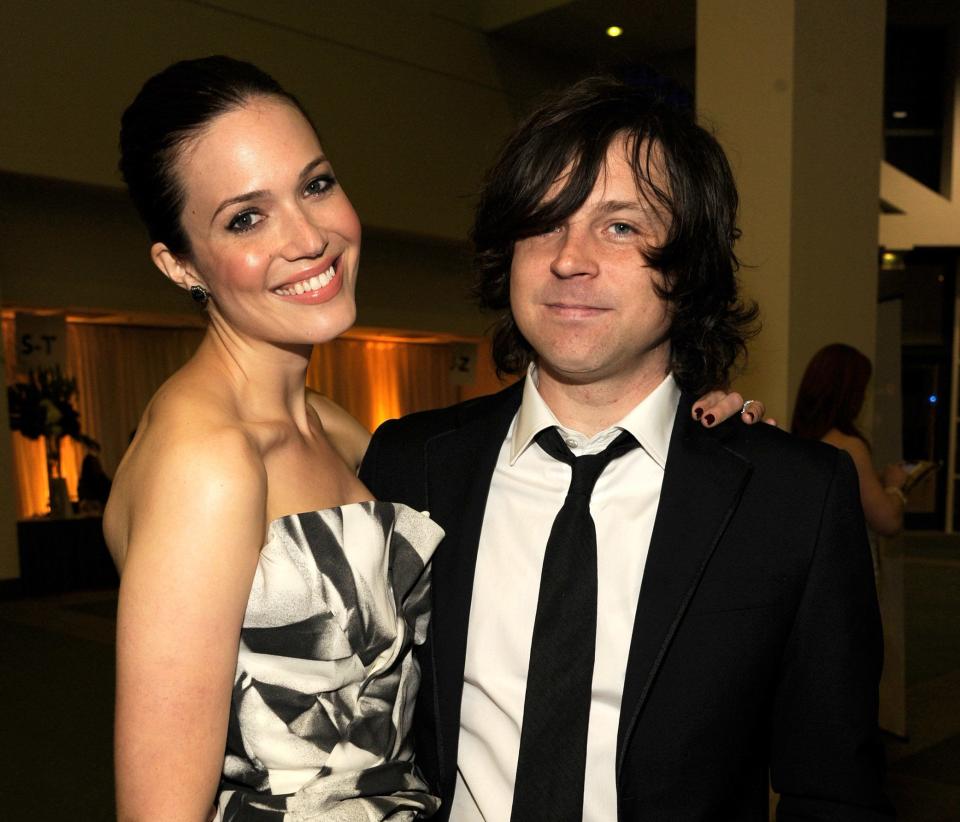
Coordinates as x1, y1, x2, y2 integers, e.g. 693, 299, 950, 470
214, 501, 444, 820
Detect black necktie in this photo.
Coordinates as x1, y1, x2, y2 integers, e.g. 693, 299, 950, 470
510, 427, 640, 821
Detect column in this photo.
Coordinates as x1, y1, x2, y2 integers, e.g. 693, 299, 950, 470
697, 0, 886, 424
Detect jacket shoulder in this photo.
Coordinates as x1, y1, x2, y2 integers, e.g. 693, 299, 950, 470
370, 380, 522, 449
359, 380, 522, 501
713, 414, 846, 485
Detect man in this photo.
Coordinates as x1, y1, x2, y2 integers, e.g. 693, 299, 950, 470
360, 77, 891, 820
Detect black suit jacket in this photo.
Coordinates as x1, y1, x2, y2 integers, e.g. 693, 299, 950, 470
359, 381, 893, 820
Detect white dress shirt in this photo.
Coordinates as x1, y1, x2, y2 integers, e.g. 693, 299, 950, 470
452, 368, 680, 821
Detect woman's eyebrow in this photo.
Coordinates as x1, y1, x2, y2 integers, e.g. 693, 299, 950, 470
298, 155, 327, 182
210, 189, 268, 225
210, 155, 329, 225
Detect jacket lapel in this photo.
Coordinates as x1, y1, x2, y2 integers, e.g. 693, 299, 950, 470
616, 394, 752, 774
424, 380, 523, 791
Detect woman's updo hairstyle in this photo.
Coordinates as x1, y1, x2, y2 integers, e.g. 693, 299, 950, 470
120, 55, 310, 256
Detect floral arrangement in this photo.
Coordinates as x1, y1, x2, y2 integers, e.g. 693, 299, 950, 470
7, 366, 99, 452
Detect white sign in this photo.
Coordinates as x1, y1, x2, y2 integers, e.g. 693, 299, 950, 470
14, 313, 67, 372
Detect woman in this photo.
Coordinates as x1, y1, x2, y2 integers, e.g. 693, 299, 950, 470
105, 56, 762, 820
791, 343, 908, 538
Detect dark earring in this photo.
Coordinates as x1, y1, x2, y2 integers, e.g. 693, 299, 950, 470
189, 284, 210, 307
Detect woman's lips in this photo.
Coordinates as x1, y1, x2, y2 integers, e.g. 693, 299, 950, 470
273, 259, 343, 304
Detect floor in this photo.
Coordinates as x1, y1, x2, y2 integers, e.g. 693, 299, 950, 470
0, 536, 958, 820
882, 535, 960, 820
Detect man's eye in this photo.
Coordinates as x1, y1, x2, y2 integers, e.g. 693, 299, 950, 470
227, 210, 264, 233
305, 175, 335, 196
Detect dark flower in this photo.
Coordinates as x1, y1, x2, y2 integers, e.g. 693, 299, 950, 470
7, 366, 99, 450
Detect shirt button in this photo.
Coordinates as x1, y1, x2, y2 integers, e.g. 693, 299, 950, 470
565, 438, 578, 448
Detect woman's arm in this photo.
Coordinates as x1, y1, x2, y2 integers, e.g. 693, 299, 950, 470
113, 426, 266, 821
823, 431, 904, 537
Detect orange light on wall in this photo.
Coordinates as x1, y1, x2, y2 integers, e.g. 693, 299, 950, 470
307, 332, 462, 434
11, 433, 82, 518
4, 317, 485, 518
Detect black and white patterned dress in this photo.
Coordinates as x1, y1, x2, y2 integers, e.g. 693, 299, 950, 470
215, 502, 444, 820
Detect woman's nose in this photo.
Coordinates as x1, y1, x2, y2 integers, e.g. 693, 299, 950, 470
281, 206, 328, 260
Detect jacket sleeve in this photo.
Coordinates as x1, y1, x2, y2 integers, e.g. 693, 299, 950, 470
359, 418, 427, 512
771, 449, 895, 819
357, 421, 384, 493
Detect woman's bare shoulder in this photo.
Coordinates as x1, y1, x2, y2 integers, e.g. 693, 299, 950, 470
306, 390, 371, 470
105, 375, 265, 568
822, 428, 869, 456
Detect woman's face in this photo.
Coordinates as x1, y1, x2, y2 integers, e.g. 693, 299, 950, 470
170, 96, 361, 347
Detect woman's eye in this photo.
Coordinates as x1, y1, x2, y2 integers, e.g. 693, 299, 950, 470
227, 210, 264, 233
305, 175, 335, 197
610, 222, 635, 236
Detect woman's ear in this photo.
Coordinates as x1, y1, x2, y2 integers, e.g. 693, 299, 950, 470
150, 242, 204, 292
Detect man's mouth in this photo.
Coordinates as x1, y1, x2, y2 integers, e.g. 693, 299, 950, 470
546, 302, 609, 314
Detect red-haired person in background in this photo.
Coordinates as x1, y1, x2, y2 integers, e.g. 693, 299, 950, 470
792, 343, 909, 540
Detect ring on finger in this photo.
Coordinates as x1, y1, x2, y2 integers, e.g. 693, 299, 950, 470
741, 399, 757, 414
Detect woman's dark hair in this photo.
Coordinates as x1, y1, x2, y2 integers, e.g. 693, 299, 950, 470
472, 75, 759, 395
119, 55, 310, 256
791, 343, 873, 442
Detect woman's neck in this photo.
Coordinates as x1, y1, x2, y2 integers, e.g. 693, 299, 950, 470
195, 320, 316, 431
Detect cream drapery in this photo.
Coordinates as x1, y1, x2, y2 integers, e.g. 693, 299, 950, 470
307, 337, 459, 433
4, 318, 463, 518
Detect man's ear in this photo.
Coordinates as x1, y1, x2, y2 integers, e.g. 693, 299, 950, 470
150, 242, 204, 292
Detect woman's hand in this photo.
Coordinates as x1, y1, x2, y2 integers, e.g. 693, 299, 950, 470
881, 462, 909, 491
692, 391, 773, 428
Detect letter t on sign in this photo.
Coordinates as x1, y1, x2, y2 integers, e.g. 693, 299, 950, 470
14, 313, 67, 373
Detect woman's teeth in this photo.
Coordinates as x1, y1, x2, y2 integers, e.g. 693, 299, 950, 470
274, 265, 336, 296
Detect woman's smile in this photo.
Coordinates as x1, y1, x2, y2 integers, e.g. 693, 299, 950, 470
272, 258, 343, 303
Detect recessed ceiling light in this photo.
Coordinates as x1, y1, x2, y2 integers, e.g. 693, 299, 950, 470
892, 110, 908, 119
606, 26, 623, 37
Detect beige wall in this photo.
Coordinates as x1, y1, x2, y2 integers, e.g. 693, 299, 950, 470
698, 0, 885, 424
0, 0, 520, 243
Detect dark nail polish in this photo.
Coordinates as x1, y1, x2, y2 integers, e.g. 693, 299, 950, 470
705, 413, 715, 426
694, 407, 703, 420
743, 411, 754, 423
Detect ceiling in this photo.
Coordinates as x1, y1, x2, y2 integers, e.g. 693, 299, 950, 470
480, 0, 959, 83
489, 0, 696, 76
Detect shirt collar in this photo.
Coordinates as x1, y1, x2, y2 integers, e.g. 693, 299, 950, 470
510, 364, 680, 468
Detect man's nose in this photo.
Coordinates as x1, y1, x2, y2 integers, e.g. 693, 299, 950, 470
280, 205, 328, 260
550, 226, 598, 279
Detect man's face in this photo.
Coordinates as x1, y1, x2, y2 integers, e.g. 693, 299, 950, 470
509, 135, 673, 389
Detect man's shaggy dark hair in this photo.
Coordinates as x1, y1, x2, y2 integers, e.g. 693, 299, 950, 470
472, 75, 759, 396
